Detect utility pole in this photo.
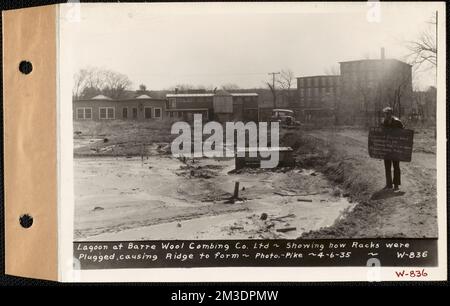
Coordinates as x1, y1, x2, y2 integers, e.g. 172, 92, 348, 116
268, 72, 280, 108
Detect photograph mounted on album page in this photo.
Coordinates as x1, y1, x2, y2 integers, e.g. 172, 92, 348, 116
2, 2, 447, 282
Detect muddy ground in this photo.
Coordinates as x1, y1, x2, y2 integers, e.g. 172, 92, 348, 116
287, 127, 438, 238
73, 121, 437, 240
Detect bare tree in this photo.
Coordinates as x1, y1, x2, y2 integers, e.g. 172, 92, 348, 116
139, 84, 147, 92
390, 73, 412, 118
276, 69, 295, 91
324, 65, 340, 76
102, 70, 132, 99
406, 13, 437, 70
266, 69, 295, 108
73, 67, 132, 99
221, 83, 240, 91
73, 68, 89, 99
277, 69, 295, 106
265, 81, 277, 108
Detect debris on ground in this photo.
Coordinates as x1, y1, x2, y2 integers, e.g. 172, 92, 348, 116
276, 227, 297, 233
297, 198, 313, 202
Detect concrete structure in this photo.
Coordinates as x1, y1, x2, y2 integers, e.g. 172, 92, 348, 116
73, 94, 166, 121
166, 91, 259, 122
235, 147, 294, 169
295, 75, 340, 123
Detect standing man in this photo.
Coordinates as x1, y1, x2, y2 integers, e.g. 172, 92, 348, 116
382, 106, 404, 191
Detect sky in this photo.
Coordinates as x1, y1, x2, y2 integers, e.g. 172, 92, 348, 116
63, 2, 443, 91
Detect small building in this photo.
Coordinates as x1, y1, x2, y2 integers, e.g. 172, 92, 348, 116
166, 91, 259, 122
73, 94, 167, 121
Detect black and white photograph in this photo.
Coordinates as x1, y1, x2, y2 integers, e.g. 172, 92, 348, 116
65, 2, 445, 278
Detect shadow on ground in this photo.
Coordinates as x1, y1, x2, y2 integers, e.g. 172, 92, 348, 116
370, 188, 406, 200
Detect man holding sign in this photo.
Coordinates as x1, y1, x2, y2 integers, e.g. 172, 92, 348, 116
381, 107, 404, 191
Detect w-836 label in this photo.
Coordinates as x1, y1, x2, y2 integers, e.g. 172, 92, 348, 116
395, 269, 428, 278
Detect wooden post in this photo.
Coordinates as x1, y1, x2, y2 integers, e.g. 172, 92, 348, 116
233, 182, 240, 199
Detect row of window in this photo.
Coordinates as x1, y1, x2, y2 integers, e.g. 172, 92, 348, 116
299, 87, 338, 97
76, 107, 162, 120
298, 77, 338, 87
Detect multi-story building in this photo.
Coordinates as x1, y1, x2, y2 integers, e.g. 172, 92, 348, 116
295, 75, 340, 123
339, 50, 413, 125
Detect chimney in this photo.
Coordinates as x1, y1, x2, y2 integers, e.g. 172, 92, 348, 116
381, 47, 385, 60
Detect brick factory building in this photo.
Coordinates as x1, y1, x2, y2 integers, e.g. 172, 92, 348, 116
295, 49, 413, 126
338, 49, 413, 125
295, 75, 340, 124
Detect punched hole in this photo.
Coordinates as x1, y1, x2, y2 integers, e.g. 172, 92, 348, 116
19, 214, 33, 228
19, 61, 33, 75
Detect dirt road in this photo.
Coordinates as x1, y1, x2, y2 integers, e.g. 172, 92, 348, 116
297, 127, 438, 238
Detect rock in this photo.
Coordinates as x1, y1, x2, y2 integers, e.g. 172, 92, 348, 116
177, 223, 182, 228
260, 213, 268, 220
103, 138, 109, 143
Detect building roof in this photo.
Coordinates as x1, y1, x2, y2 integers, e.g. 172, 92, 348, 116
296, 75, 339, 79
136, 94, 152, 99
166, 92, 258, 98
166, 93, 214, 98
339, 58, 411, 66
74, 96, 166, 103
230, 93, 258, 97
91, 94, 112, 100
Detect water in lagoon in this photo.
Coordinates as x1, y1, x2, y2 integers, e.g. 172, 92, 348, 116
74, 156, 355, 241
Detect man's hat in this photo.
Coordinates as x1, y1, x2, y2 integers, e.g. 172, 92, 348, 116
382, 106, 393, 113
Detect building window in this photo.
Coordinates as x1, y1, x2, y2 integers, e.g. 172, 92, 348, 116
84, 108, 92, 119
132, 108, 138, 119
76, 108, 84, 119
122, 107, 128, 119
169, 98, 176, 108
144, 107, 152, 119
99, 107, 115, 119
76, 107, 92, 120
153, 107, 162, 119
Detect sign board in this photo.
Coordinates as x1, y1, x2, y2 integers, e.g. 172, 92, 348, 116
368, 127, 414, 162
